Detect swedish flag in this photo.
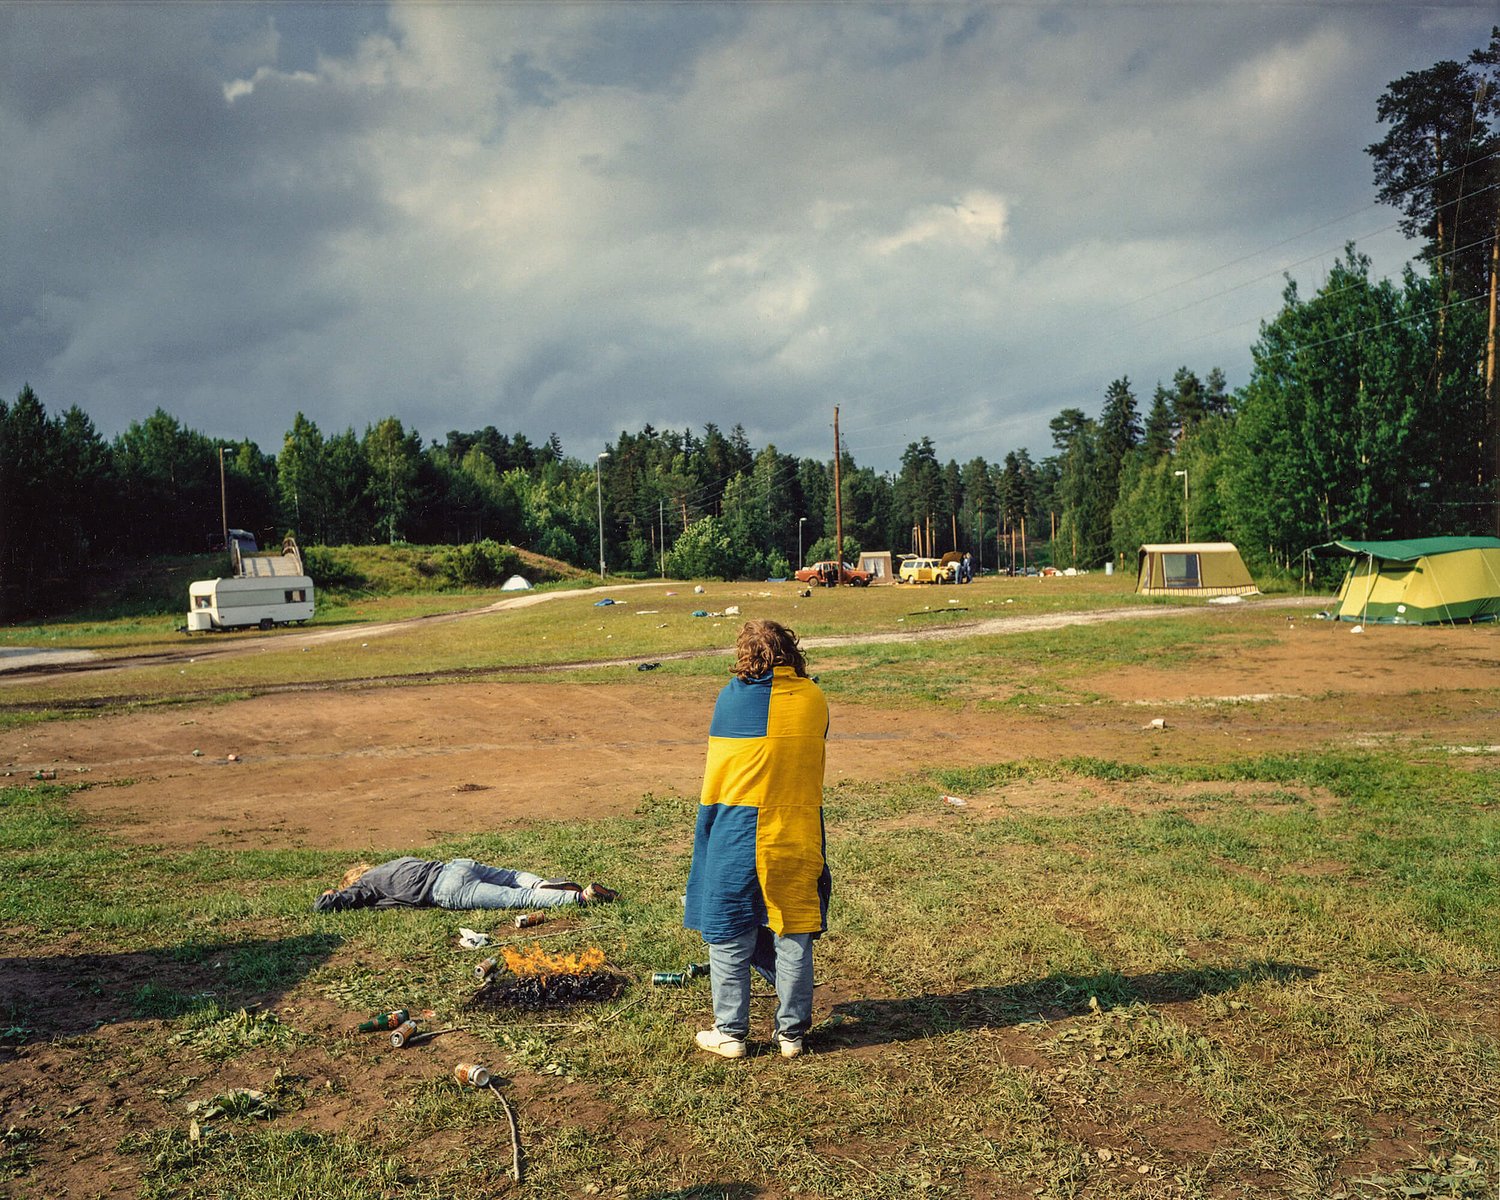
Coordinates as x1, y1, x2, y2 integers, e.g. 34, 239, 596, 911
684, 666, 830, 941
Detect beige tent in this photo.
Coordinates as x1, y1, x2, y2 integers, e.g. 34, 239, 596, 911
1136, 542, 1258, 597
858, 551, 894, 584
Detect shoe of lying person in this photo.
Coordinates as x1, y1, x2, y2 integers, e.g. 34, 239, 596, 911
695, 1028, 747, 1059
581, 882, 618, 904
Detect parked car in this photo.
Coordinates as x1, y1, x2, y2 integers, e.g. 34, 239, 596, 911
898, 557, 955, 584
794, 560, 873, 587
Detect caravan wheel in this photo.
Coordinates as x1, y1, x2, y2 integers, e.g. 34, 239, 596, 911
259, 618, 274, 631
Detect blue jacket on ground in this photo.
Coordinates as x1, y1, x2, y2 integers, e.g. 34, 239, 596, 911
684, 666, 830, 941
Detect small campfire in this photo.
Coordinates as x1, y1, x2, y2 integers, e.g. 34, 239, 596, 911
469, 944, 622, 1010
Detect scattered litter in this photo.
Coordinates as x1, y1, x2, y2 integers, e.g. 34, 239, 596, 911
724, 605, 740, 616
634, 609, 659, 615
798, 588, 812, 597
941, 794, 968, 807
226, 753, 240, 763
948, 598, 959, 604
594, 598, 617, 607
454, 1062, 491, 1087
637, 662, 661, 671
357, 1009, 409, 1032
191, 749, 203, 757
1146, 717, 1168, 730
454, 781, 490, 793
31, 769, 56, 781
1351, 625, 1364, 634
693, 585, 705, 594
515, 912, 546, 929
458, 928, 490, 949
1207, 595, 1244, 605
664, 590, 677, 596
692, 610, 708, 618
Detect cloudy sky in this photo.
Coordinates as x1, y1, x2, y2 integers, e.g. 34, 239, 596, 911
2, 2, 1494, 472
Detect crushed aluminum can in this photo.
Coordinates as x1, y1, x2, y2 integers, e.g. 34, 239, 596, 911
475, 956, 499, 982
389, 1019, 419, 1048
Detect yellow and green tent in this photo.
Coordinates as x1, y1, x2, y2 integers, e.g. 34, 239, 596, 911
1317, 537, 1500, 625
1135, 542, 1259, 597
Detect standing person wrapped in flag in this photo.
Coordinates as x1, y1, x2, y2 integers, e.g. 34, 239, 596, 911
684, 619, 830, 1059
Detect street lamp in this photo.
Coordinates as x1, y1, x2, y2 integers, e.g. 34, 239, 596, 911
1173, 469, 1189, 543
596, 452, 609, 579
798, 517, 807, 569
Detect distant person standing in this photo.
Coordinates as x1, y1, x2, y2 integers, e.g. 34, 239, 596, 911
684, 620, 830, 1059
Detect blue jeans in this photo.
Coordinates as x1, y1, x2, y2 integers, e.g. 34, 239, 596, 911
430, 859, 580, 910
706, 925, 814, 1042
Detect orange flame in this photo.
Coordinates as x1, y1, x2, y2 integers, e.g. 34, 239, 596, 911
501, 944, 606, 978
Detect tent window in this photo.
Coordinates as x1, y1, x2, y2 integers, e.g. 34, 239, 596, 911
1162, 553, 1200, 588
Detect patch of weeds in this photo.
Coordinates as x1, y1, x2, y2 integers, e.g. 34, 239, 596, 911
1351, 1150, 1491, 1199
131, 982, 216, 1020
168, 1005, 299, 1060
0, 1124, 44, 1180
127, 1127, 408, 1200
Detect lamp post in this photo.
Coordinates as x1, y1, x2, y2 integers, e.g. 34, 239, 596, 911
798, 517, 807, 569
1173, 469, 1189, 543
596, 452, 609, 579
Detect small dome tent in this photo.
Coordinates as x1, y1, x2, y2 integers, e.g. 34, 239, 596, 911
1315, 537, 1500, 625
499, 574, 533, 592
1136, 543, 1258, 598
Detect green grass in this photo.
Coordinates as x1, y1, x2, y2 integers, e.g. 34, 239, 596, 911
0, 573, 1284, 718
2, 748, 1495, 1199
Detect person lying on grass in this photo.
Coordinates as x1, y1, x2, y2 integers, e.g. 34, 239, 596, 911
314, 857, 618, 912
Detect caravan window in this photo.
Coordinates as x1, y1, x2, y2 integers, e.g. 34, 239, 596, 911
1162, 553, 1201, 588
194, 595, 212, 609
285, 589, 306, 603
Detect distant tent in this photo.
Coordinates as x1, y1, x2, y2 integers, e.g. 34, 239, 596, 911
1314, 537, 1500, 624
1136, 543, 1258, 597
500, 574, 532, 592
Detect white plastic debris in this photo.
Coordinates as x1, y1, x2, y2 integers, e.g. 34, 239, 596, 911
458, 928, 491, 949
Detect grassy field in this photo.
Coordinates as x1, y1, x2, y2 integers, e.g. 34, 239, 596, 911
1, 577, 1495, 1199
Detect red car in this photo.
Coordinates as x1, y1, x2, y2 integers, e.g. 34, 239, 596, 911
793, 560, 873, 587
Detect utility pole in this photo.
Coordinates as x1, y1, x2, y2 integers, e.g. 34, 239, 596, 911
659, 498, 666, 578
832, 405, 844, 585
218, 446, 229, 560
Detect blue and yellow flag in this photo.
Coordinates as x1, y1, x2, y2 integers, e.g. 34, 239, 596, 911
684, 666, 830, 940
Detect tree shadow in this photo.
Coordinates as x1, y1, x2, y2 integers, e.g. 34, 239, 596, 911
0, 932, 343, 1056
825, 960, 1316, 1049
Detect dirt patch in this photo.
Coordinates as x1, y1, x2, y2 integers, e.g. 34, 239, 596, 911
3, 613, 1497, 851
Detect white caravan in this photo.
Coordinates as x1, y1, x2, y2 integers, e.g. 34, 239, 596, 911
186, 536, 315, 632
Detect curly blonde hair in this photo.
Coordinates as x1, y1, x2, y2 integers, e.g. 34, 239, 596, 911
339, 861, 374, 890
732, 619, 808, 680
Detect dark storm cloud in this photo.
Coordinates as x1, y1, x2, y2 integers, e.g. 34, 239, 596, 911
3, 2, 1496, 468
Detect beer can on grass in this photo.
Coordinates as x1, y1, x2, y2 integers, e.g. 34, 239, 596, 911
454, 1062, 491, 1087
357, 1009, 408, 1033
514, 912, 545, 929
474, 956, 499, 981
389, 1020, 419, 1048
652, 972, 687, 987
684, 962, 710, 979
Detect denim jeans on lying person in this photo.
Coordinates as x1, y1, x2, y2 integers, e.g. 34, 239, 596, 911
430, 859, 581, 910
706, 924, 814, 1043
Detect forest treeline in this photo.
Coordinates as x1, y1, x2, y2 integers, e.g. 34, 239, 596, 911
3, 33, 1499, 620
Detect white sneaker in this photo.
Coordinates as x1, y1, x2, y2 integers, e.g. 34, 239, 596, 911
776, 1035, 804, 1059
695, 1029, 747, 1059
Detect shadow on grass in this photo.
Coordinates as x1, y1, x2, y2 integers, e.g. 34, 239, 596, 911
0, 932, 343, 1054
639, 1188, 764, 1200
826, 960, 1315, 1049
